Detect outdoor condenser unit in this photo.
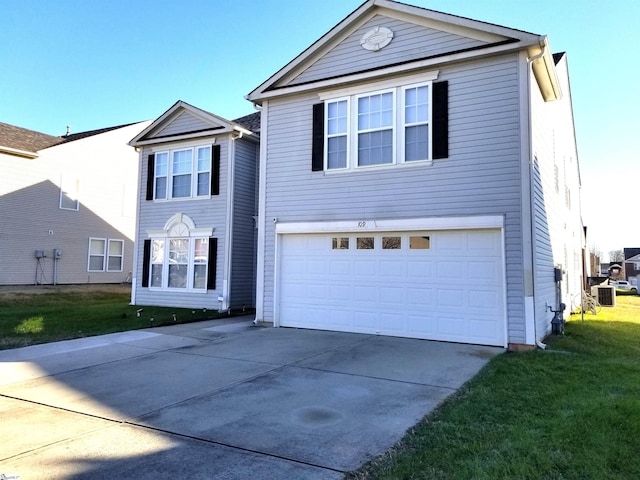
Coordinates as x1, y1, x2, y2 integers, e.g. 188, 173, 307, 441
591, 286, 616, 307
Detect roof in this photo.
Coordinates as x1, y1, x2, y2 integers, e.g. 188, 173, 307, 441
233, 112, 261, 134
0, 122, 63, 157
60, 122, 141, 143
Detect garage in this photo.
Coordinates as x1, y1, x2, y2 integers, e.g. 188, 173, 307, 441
276, 226, 506, 346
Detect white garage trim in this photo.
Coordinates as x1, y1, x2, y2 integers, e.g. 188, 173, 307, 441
275, 215, 505, 234
273, 216, 508, 347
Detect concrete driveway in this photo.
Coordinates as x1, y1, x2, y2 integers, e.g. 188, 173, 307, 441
0, 317, 503, 479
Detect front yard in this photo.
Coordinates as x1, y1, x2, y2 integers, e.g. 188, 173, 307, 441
348, 295, 640, 479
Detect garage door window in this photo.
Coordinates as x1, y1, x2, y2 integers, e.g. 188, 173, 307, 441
382, 236, 401, 249
357, 237, 375, 249
332, 237, 350, 249
410, 236, 430, 249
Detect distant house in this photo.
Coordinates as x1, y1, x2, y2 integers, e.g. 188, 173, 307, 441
129, 101, 260, 311
623, 248, 640, 285
246, 0, 584, 349
0, 121, 151, 285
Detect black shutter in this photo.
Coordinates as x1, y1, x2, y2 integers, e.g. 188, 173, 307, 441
207, 237, 217, 290
312, 103, 325, 171
211, 145, 221, 195
146, 154, 155, 200
141, 239, 151, 287
432, 81, 449, 159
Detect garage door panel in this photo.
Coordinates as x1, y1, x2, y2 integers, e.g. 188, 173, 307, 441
279, 230, 505, 346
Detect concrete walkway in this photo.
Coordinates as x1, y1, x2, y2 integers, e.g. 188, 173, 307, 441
0, 317, 503, 479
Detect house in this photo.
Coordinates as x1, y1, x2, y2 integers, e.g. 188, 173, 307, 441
246, 0, 584, 349
623, 248, 640, 285
129, 101, 260, 311
0, 120, 151, 285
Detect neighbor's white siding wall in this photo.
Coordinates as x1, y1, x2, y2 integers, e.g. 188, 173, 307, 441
261, 53, 528, 344
530, 54, 583, 340
0, 122, 149, 285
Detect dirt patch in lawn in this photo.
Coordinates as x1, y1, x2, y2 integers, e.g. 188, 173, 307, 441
0, 283, 131, 301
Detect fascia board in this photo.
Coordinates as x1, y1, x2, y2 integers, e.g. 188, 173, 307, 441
0, 145, 39, 158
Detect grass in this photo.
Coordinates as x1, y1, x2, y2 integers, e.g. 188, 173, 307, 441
0, 284, 245, 350
347, 295, 640, 480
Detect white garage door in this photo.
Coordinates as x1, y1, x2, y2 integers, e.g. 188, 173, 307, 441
278, 229, 505, 346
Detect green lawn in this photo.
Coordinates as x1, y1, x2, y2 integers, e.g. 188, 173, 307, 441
0, 285, 242, 350
347, 295, 640, 480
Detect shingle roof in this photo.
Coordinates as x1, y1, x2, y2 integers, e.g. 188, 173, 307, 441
60, 122, 139, 143
233, 112, 261, 134
0, 122, 62, 154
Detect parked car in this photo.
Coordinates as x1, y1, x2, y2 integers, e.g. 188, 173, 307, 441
610, 280, 638, 294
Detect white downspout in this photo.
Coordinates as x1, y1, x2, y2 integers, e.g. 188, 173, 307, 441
253, 101, 267, 325
130, 147, 143, 306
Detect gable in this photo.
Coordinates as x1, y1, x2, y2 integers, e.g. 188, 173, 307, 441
130, 101, 253, 147
280, 13, 503, 88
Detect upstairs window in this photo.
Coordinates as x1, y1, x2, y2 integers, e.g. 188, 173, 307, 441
149, 145, 216, 201
60, 176, 79, 210
313, 81, 447, 172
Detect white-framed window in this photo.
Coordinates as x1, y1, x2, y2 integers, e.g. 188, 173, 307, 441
88, 238, 124, 272
60, 176, 79, 210
153, 145, 211, 200
149, 237, 209, 290
145, 214, 214, 291
324, 82, 432, 171
107, 239, 124, 272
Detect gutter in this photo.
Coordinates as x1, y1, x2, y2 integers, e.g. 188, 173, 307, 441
528, 37, 562, 102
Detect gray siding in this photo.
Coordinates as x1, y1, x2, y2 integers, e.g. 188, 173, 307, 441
154, 111, 215, 138
229, 138, 259, 308
133, 139, 230, 309
530, 55, 583, 341
287, 15, 486, 86
262, 53, 527, 343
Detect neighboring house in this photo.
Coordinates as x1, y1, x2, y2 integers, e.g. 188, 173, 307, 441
623, 248, 640, 285
0, 120, 151, 285
246, 0, 584, 349
129, 101, 260, 311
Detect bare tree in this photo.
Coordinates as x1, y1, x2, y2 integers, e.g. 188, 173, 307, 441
609, 249, 624, 263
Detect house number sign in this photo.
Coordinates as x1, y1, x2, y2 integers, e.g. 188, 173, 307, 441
358, 221, 367, 228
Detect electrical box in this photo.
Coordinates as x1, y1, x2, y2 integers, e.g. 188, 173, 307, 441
554, 267, 563, 282
35, 250, 44, 258
54, 249, 62, 257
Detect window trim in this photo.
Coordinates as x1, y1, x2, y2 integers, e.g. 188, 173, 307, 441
153, 144, 212, 201
88, 237, 125, 272
59, 175, 80, 211
323, 81, 433, 172
148, 236, 210, 291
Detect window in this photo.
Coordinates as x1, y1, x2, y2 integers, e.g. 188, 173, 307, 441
332, 237, 349, 250
143, 215, 215, 291
88, 238, 124, 272
382, 236, 401, 249
60, 176, 79, 210
107, 240, 124, 272
88, 238, 106, 271
410, 236, 430, 249
152, 145, 212, 200
318, 80, 447, 171
357, 237, 375, 249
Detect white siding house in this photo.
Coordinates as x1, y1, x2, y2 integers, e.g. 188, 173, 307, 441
247, 0, 584, 349
0, 121, 150, 285
129, 101, 259, 311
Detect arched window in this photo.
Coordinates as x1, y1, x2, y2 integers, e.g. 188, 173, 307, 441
142, 214, 216, 291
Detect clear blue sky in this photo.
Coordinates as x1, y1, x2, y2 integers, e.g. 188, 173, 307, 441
2, 0, 637, 259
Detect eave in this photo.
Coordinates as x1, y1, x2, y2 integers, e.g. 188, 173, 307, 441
0, 145, 39, 159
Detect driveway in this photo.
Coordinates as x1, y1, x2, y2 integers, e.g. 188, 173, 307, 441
0, 317, 503, 479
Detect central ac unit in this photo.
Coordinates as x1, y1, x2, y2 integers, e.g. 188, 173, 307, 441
591, 286, 616, 307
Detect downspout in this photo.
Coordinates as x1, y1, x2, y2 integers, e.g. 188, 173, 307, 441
527, 44, 547, 349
